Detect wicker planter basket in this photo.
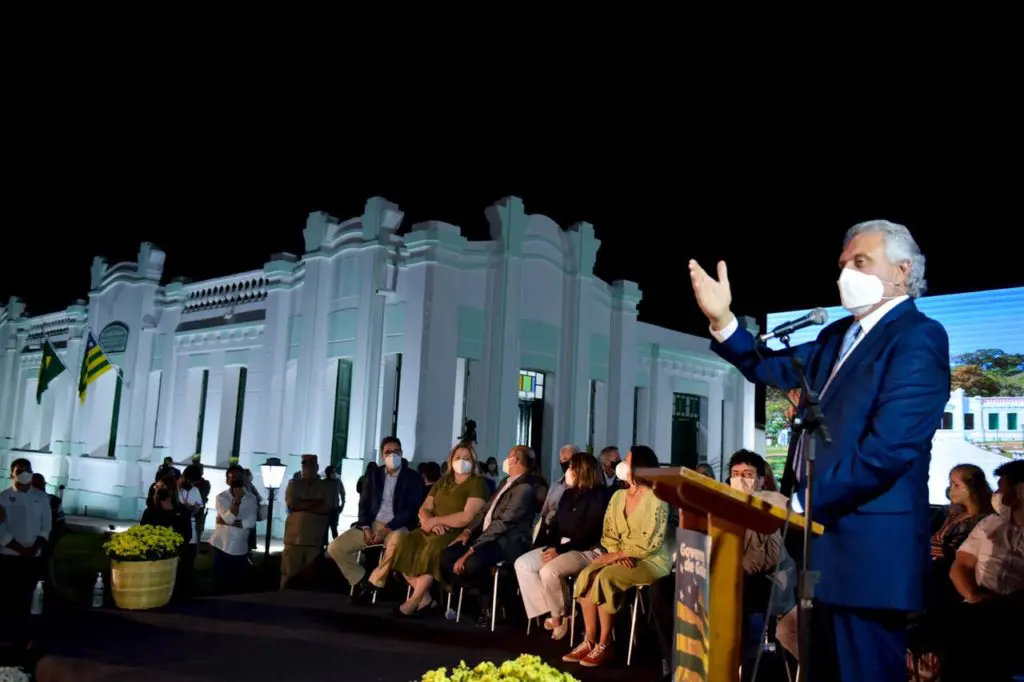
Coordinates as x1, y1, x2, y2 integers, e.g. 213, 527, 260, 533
110, 556, 178, 610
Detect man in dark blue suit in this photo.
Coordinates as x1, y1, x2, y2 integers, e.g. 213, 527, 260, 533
689, 220, 951, 682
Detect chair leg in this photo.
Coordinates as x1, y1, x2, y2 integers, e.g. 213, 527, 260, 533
569, 600, 577, 647
491, 571, 499, 632
627, 589, 641, 666
527, 617, 532, 635
456, 587, 464, 623
350, 549, 363, 596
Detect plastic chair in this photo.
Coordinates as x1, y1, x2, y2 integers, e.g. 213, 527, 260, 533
626, 584, 650, 667
455, 561, 505, 632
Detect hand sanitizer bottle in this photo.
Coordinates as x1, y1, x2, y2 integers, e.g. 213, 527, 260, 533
92, 572, 105, 608
31, 580, 44, 615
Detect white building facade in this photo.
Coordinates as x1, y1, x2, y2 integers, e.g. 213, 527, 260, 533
0, 197, 756, 534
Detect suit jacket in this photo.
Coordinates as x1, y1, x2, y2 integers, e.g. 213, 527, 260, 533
467, 473, 540, 559
355, 464, 422, 531
712, 299, 950, 612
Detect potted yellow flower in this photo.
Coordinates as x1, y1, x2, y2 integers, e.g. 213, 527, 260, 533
103, 524, 184, 610
421, 655, 578, 681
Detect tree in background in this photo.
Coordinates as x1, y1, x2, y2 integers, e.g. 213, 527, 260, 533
951, 348, 1024, 397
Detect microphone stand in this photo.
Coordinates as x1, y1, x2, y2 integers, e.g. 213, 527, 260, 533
777, 333, 831, 682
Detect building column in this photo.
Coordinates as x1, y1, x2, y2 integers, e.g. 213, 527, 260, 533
117, 328, 156, 462
199, 351, 225, 466
741, 376, 756, 452
254, 264, 294, 462
346, 198, 403, 462
396, 261, 458, 464
376, 353, 400, 446
54, 331, 84, 456
607, 281, 640, 450
647, 349, 673, 457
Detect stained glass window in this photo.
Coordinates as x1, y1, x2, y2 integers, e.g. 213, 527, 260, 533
519, 370, 544, 401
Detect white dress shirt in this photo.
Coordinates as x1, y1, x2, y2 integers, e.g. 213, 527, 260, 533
209, 489, 257, 556
374, 468, 400, 525
483, 474, 521, 532
0, 486, 52, 557
178, 485, 204, 544
958, 514, 1024, 596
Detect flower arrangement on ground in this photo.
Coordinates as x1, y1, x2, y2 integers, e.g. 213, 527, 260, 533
103, 524, 183, 561
104, 525, 184, 611
421, 655, 578, 682
0, 666, 31, 682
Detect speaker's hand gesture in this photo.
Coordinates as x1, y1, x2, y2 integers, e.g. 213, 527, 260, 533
688, 259, 735, 330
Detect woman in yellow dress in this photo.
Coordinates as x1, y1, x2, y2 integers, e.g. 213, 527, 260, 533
390, 442, 489, 616
563, 445, 670, 668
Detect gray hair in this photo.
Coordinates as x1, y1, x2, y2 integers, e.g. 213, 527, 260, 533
560, 444, 582, 457
844, 219, 927, 298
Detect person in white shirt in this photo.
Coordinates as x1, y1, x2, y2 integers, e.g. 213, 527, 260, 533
209, 465, 257, 594
944, 459, 1024, 680
177, 464, 205, 594
0, 457, 52, 643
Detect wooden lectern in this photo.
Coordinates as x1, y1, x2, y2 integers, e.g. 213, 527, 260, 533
637, 466, 824, 682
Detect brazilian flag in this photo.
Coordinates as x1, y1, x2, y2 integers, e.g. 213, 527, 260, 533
36, 340, 67, 404
78, 331, 113, 404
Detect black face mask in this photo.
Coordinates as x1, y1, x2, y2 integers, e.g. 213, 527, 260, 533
156, 488, 170, 501
560, 461, 571, 474
230, 479, 246, 489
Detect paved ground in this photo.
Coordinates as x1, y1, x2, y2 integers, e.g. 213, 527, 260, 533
30, 589, 664, 682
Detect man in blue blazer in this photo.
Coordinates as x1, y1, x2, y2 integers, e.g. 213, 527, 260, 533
326, 436, 422, 604
689, 220, 951, 682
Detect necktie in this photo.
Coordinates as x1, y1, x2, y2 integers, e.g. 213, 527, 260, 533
792, 321, 863, 491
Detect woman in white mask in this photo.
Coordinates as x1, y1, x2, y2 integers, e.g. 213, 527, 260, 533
387, 442, 489, 616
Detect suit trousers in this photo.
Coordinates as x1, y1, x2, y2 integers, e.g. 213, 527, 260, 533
807, 603, 907, 682
327, 521, 406, 588
514, 547, 600, 620
440, 540, 506, 610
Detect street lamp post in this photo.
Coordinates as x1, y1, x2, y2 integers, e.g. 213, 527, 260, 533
260, 457, 287, 562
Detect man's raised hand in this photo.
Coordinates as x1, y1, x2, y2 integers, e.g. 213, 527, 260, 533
688, 259, 735, 331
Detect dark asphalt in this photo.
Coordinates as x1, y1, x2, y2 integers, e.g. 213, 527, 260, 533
31, 590, 665, 682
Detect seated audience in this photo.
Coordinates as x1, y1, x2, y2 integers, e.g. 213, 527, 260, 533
597, 446, 623, 489
440, 445, 541, 627
931, 464, 993, 605
694, 463, 716, 479
478, 461, 497, 494
943, 460, 1024, 681
209, 465, 258, 594
564, 445, 670, 668
390, 443, 489, 615
328, 437, 421, 604
516, 450, 609, 640
417, 461, 442, 502
726, 450, 794, 681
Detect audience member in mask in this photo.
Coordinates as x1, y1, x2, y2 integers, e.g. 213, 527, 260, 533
727, 449, 794, 679
0, 458, 52, 647
598, 446, 623, 489
536, 445, 581, 537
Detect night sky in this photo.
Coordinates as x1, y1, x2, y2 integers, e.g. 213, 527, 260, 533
4, 149, 1020, 423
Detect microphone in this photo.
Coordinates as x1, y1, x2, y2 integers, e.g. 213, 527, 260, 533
758, 308, 828, 343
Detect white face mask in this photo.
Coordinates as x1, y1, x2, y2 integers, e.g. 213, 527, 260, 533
502, 458, 512, 475
564, 469, 577, 488
615, 461, 631, 482
452, 459, 473, 476
15, 471, 32, 486
730, 476, 761, 494
837, 267, 887, 315
385, 453, 402, 471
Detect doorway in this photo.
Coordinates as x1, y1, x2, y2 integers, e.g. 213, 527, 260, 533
517, 370, 546, 471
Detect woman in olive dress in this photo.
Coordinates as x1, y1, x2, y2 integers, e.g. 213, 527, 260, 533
390, 441, 489, 616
